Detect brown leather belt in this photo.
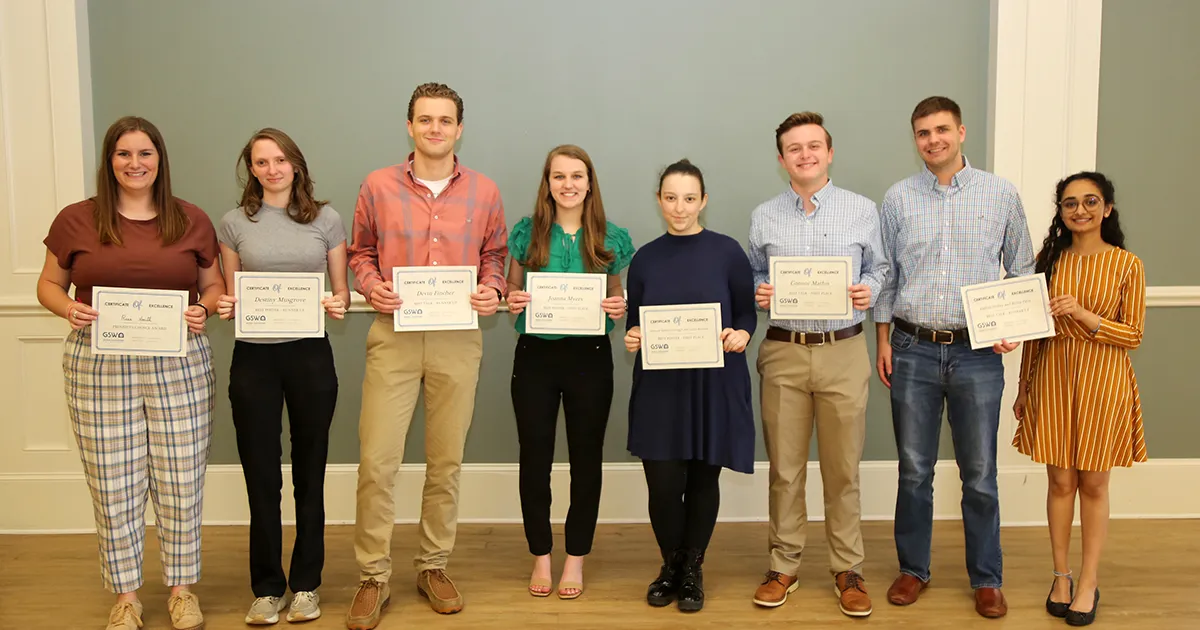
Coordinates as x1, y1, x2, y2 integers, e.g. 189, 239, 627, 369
765, 323, 862, 346
893, 318, 968, 345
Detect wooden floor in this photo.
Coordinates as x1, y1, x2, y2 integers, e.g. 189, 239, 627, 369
1, 520, 1197, 629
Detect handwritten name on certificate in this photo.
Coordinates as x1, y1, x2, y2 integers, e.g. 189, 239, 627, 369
91, 287, 188, 357
639, 303, 725, 370
769, 256, 853, 319
235, 272, 325, 339
526, 272, 606, 336
960, 275, 1056, 350
393, 266, 478, 332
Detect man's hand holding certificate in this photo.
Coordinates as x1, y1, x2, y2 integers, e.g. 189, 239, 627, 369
960, 275, 1057, 350
392, 266, 479, 331
637, 303, 725, 370
767, 256, 854, 319
91, 287, 189, 357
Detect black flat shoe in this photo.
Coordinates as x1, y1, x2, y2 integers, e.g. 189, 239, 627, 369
1046, 574, 1073, 618
1065, 588, 1099, 626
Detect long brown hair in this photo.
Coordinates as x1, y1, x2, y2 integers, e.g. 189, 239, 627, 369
236, 128, 328, 224
93, 116, 187, 245
523, 145, 614, 273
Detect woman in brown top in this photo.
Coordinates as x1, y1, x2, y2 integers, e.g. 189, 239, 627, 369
36, 116, 223, 630
1013, 171, 1146, 627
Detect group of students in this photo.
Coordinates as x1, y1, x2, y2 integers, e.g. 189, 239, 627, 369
35, 83, 1145, 630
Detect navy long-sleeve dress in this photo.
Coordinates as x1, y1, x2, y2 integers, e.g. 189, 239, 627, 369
626, 229, 757, 474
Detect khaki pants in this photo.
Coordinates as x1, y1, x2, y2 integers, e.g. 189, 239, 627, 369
757, 331, 869, 576
354, 315, 483, 581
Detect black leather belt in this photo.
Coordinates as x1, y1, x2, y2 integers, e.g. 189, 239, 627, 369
893, 318, 967, 344
765, 323, 863, 346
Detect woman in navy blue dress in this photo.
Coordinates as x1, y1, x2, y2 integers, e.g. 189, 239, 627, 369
623, 159, 757, 612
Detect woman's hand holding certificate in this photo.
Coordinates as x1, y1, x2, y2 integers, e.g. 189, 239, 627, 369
91, 287, 189, 357
960, 275, 1057, 350
525, 272, 606, 335
637, 303, 725, 370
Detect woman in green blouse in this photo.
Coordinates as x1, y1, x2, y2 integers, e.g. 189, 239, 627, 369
506, 144, 635, 600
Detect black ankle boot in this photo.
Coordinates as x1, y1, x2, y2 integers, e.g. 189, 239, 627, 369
647, 549, 683, 607
677, 548, 705, 612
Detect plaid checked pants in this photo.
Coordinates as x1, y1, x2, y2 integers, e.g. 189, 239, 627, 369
63, 327, 215, 593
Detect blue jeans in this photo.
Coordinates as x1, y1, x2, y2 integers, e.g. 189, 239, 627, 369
889, 327, 1004, 589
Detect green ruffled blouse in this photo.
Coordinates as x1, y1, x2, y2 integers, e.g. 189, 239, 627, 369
508, 216, 635, 338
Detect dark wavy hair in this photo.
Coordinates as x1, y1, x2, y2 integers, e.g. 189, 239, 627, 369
1034, 171, 1127, 284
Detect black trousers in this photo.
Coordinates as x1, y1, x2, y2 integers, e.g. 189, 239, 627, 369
229, 337, 337, 597
511, 334, 614, 556
642, 459, 722, 556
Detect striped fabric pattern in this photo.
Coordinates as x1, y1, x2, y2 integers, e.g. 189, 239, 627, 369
747, 180, 888, 332
63, 328, 215, 593
1014, 249, 1147, 471
874, 158, 1036, 328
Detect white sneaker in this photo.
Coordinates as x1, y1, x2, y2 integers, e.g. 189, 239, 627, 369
245, 595, 287, 625
286, 591, 321, 622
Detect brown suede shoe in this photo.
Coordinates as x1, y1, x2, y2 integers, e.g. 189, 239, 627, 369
835, 571, 873, 617
886, 574, 928, 605
346, 579, 390, 630
417, 569, 464, 614
752, 571, 798, 607
975, 587, 1007, 618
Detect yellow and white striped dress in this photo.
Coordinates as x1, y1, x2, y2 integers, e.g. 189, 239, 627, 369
1014, 248, 1147, 471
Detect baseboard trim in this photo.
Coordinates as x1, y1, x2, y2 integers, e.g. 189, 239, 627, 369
2, 459, 1197, 533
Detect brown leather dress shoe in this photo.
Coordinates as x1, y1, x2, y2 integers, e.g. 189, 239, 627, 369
417, 569, 464, 614
975, 587, 1008, 618
886, 574, 928, 606
835, 571, 873, 617
752, 571, 798, 607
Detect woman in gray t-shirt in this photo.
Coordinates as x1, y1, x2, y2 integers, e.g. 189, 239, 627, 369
215, 128, 349, 624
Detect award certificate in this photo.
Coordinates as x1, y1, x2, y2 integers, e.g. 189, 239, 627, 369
639, 303, 725, 370
769, 256, 853, 319
525, 272, 607, 335
91, 287, 188, 357
234, 272, 325, 339
392, 266, 478, 331
960, 275, 1056, 350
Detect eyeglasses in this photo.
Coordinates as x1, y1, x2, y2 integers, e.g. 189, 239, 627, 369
1059, 195, 1104, 212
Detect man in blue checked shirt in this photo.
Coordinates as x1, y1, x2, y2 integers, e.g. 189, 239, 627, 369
748, 112, 887, 618
874, 96, 1035, 619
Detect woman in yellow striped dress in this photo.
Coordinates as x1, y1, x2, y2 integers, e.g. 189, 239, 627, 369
1013, 171, 1146, 627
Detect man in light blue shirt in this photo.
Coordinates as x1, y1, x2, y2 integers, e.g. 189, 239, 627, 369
874, 96, 1035, 619
748, 112, 887, 617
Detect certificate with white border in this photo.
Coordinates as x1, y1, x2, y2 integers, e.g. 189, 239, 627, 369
639, 303, 724, 370
91, 287, 188, 357
525, 272, 606, 336
235, 271, 325, 339
392, 266, 478, 331
960, 275, 1056, 350
769, 256, 853, 319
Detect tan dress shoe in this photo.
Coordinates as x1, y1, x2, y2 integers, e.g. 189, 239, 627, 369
753, 571, 799, 607
835, 570, 873, 617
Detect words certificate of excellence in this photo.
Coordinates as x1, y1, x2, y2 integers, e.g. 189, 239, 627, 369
392, 266, 478, 332
525, 272, 606, 336
235, 272, 325, 339
639, 303, 725, 370
960, 275, 1056, 350
769, 256, 853, 319
91, 287, 188, 357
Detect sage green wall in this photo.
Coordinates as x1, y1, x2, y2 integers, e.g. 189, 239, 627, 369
1097, 0, 1200, 457
87, 0, 992, 464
